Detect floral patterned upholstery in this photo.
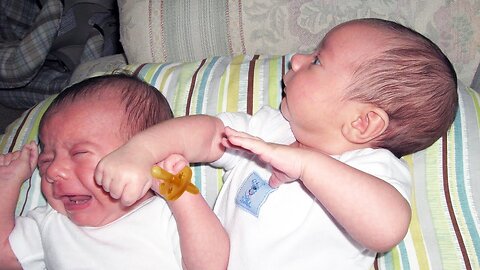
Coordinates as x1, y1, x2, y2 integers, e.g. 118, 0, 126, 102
118, 0, 480, 84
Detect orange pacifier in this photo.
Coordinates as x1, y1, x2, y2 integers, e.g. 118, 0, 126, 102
151, 166, 199, 200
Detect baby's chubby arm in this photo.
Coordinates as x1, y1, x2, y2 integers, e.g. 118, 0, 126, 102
0, 141, 38, 269
224, 127, 411, 253
156, 155, 229, 270
95, 115, 226, 206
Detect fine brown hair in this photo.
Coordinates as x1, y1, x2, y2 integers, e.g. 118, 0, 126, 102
342, 18, 458, 157
40, 73, 173, 140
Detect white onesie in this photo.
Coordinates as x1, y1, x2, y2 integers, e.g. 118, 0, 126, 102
212, 106, 411, 270
10, 196, 182, 270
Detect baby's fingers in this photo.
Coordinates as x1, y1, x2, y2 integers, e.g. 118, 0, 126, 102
96, 175, 143, 206
158, 154, 189, 175
93, 166, 110, 191
118, 180, 151, 206
1, 151, 21, 165
24, 141, 39, 170
224, 127, 258, 141
223, 127, 265, 151
94, 160, 119, 190
268, 175, 282, 189
96, 168, 152, 206
268, 169, 296, 188
0, 153, 10, 166
0, 143, 37, 182
1, 147, 28, 166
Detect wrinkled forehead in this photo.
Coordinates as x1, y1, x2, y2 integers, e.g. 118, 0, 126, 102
39, 95, 125, 137
42, 89, 124, 122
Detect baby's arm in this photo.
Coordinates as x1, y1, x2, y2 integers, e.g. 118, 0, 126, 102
157, 155, 229, 270
95, 115, 226, 206
224, 127, 411, 252
0, 141, 38, 269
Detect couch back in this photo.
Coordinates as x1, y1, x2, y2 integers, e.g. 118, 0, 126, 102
118, 0, 480, 85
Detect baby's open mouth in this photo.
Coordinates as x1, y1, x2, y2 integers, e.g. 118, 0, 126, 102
68, 195, 91, 204
62, 195, 92, 210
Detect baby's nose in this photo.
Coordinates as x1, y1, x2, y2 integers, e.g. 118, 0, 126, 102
45, 174, 63, 183
290, 53, 311, 71
45, 160, 69, 183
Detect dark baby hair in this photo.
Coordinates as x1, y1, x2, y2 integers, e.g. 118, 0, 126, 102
40, 73, 173, 140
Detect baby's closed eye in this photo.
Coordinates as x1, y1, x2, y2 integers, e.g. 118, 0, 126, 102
38, 155, 52, 172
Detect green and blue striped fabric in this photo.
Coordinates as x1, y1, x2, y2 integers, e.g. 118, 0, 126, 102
0, 96, 53, 215
375, 86, 480, 270
1, 55, 479, 270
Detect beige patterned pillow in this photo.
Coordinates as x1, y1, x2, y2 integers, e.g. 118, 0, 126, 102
118, 0, 480, 84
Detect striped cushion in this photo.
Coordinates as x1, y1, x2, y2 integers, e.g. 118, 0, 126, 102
1, 55, 479, 269
374, 86, 480, 270
0, 97, 52, 214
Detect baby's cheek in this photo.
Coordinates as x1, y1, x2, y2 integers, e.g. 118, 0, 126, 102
40, 178, 63, 212
40, 178, 51, 198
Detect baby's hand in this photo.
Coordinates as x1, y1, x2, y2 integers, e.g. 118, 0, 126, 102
94, 143, 155, 206
151, 154, 190, 196
222, 127, 303, 188
0, 141, 38, 185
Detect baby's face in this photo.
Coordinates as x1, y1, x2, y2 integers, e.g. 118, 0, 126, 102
38, 97, 142, 227
280, 23, 385, 153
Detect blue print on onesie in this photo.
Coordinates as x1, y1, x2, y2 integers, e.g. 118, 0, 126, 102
236, 172, 275, 217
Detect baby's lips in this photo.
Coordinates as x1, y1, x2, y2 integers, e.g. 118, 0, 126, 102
61, 195, 92, 211
61, 195, 92, 204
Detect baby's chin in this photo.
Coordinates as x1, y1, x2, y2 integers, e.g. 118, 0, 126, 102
46, 198, 121, 227
47, 190, 155, 227
66, 206, 130, 227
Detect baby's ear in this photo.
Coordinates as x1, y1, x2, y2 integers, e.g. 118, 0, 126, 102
342, 108, 389, 144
